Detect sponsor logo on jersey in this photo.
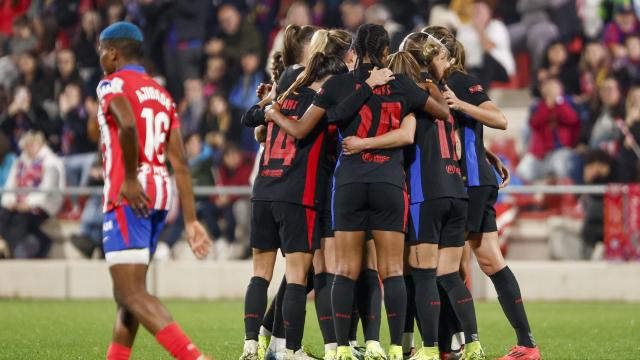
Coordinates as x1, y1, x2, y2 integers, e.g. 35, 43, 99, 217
96, 77, 124, 101
103, 220, 113, 232
372, 84, 391, 96
446, 164, 462, 176
468, 84, 484, 94
361, 151, 390, 163
260, 169, 284, 177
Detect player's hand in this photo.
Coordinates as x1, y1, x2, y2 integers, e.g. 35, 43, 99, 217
256, 83, 273, 100
264, 101, 281, 122
365, 67, 394, 88
254, 125, 267, 143
185, 221, 212, 260
489, 156, 511, 188
443, 85, 463, 111
118, 178, 151, 218
342, 136, 367, 155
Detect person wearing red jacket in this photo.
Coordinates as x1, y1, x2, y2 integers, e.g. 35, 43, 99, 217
212, 142, 253, 259
517, 78, 581, 182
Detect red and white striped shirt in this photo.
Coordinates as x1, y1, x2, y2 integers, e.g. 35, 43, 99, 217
97, 65, 179, 212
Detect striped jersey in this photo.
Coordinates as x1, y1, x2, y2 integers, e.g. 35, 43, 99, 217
97, 65, 180, 212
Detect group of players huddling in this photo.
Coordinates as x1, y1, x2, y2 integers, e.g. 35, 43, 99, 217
95, 19, 540, 360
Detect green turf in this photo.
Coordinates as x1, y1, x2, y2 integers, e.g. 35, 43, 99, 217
0, 300, 638, 359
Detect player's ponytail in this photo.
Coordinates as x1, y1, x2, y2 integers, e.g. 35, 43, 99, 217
279, 53, 348, 101
307, 29, 353, 62
353, 23, 389, 70
447, 40, 467, 77
399, 32, 440, 69
387, 51, 422, 83
270, 51, 286, 83
282, 24, 318, 66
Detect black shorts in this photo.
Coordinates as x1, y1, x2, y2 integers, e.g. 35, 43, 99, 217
332, 182, 408, 233
466, 186, 498, 233
319, 209, 334, 238
250, 201, 321, 253
408, 198, 468, 248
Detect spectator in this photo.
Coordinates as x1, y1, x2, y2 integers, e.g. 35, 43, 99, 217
72, 10, 101, 82
616, 85, 640, 181
55, 83, 97, 188
203, 56, 230, 97
0, 131, 64, 258
603, 3, 639, 61
267, 0, 312, 67
206, 4, 261, 64
162, 0, 210, 100
365, 4, 404, 51
517, 78, 581, 182
17, 51, 54, 111
508, 0, 561, 71
581, 149, 616, 259
7, 15, 37, 55
0, 0, 29, 37
211, 143, 253, 259
53, 49, 82, 100
579, 76, 624, 152
0, 132, 16, 188
456, 1, 515, 89
340, 0, 366, 32
579, 41, 611, 103
535, 40, 581, 96
613, 34, 640, 89
178, 78, 206, 138
229, 50, 265, 112
69, 158, 104, 258
200, 93, 244, 147
0, 85, 49, 152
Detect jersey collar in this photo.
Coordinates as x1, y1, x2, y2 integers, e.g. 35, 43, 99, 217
116, 64, 146, 74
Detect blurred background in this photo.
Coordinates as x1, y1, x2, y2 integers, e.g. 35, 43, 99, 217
0, 0, 639, 302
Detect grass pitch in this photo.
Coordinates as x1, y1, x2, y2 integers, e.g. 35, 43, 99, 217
0, 300, 638, 359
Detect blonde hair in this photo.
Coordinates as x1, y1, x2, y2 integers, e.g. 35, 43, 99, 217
399, 32, 442, 68
387, 51, 422, 83
307, 29, 352, 60
18, 131, 45, 151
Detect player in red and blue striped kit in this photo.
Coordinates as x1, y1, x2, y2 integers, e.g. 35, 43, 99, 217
97, 22, 213, 360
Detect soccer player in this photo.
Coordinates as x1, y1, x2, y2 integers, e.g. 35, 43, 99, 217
424, 26, 541, 360
96, 22, 212, 360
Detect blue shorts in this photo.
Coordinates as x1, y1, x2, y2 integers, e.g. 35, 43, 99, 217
102, 205, 168, 265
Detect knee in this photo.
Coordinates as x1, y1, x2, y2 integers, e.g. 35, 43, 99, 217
114, 288, 147, 310
378, 262, 403, 279
476, 255, 504, 276
334, 262, 360, 280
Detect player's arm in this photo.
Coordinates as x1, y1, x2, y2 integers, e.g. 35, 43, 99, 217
109, 95, 150, 217
241, 85, 277, 127
167, 126, 212, 259
421, 81, 450, 120
265, 103, 325, 140
443, 85, 507, 130
342, 113, 416, 155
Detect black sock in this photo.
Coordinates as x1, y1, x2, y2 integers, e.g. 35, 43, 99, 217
438, 272, 479, 344
273, 277, 287, 339
382, 276, 407, 346
490, 266, 536, 347
331, 275, 356, 346
263, 299, 276, 333
358, 269, 382, 342
349, 287, 359, 342
314, 273, 336, 344
412, 268, 440, 347
437, 283, 459, 352
283, 283, 307, 351
244, 276, 269, 340
404, 275, 416, 335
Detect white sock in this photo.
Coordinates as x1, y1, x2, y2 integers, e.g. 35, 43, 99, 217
451, 332, 464, 352
244, 339, 258, 352
402, 332, 414, 352
325, 343, 338, 353
365, 340, 381, 348
349, 340, 359, 348
269, 336, 285, 351
259, 326, 272, 337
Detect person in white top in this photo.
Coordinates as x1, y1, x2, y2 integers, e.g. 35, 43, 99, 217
456, 1, 516, 88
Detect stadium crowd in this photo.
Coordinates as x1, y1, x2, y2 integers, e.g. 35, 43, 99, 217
0, 0, 638, 259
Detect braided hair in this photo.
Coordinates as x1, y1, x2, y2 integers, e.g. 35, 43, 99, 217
353, 23, 390, 70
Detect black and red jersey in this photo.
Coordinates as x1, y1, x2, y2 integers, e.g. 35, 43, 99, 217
446, 70, 499, 188
252, 86, 333, 209
313, 63, 429, 189
407, 74, 467, 202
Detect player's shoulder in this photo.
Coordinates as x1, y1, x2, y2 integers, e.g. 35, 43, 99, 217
447, 70, 482, 90
96, 74, 126, 101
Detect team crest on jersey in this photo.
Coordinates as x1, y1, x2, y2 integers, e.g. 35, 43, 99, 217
96, 77, 125, 101
468, 84, 484, 94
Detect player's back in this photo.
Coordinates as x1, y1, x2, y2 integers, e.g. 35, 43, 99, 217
97, 65, 179, 212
